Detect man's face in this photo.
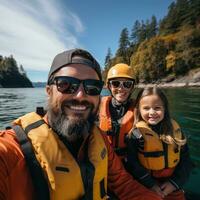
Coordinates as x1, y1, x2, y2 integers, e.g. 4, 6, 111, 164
46, 64, 101, 141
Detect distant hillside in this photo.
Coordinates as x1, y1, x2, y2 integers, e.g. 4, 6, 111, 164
103, 0, 200, 84
0, 55, 33, 88
32, 82, 46, 87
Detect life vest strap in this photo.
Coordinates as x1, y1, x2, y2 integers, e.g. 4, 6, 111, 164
24, 119, 45, 133
139, 150, 164, 157
114, 147, 127, 156
13, 124, 50, 200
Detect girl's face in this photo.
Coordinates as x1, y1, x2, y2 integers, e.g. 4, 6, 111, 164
109, 78, 134, 103
139, 94, 164, 125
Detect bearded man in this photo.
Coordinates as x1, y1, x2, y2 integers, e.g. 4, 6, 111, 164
0, 48, 161, 200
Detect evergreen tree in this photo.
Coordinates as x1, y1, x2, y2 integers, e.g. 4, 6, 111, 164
160, 2, 177, 34
145, 19, 151, 40
131, 20, 141, 44
104, 47, 112, 69
138, 20, 146, 42
149, 15, 158, 38
188, 0, 200, 25
19, 65, 27, 77
0, 55, 33, 87
116, 28, 130, 63
176, 0, 190, 26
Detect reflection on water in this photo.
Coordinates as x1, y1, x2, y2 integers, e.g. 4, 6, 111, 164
0, 88, 47, 127
0, 87, 200, 198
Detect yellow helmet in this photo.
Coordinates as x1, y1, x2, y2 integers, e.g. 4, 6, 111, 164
107, 63, 134, 82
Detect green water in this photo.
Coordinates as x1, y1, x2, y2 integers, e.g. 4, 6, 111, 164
0, 87, 200, 198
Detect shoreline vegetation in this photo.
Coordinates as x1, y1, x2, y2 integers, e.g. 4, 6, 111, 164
0, 55, 33, 88
137, 67, 200, 88
137, 82, 200, 88
102, 0, 200, 89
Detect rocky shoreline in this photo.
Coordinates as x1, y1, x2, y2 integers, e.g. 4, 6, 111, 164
137, 68, 200, 88
137, 82, 200, 88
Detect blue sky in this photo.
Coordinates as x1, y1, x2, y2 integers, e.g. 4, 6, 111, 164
0, 0, 174, 82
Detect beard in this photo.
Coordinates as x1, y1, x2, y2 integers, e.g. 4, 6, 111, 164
47, 98, 99, 142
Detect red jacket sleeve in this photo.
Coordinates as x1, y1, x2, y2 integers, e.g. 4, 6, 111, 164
0, 130, 35, 200
102, 134, 162, 200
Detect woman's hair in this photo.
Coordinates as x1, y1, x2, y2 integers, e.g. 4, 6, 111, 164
134, 86, 186, 146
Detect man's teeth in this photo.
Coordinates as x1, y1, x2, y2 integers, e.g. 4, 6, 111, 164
70, 106, 86, 110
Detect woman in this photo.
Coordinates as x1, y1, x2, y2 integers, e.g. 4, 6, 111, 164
99, 63, 135, 161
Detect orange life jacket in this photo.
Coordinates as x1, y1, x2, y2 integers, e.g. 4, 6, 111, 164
136, 120, 182, 171
99, 96, 135, 157
14, 112, 108, 200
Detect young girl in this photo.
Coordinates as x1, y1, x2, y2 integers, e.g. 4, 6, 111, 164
126, 86, 193, 200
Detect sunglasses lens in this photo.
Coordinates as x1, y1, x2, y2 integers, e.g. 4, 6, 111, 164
123, 81, 133, 89
84, 80, 104, 95
55, 76, 79, 94
110, 81, 120, 88
53, 76, 103, 96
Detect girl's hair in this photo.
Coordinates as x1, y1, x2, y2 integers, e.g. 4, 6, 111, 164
134, 86, 186, 146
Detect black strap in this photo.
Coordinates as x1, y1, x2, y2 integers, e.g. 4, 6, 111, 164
100, 178, 106, 198
24, 119, 45, 133
114, 147, 127, 156
139, 150, 164, 157
79, 137, 95, 200
13, 124, 50, 200
59, 135, 95, 200
36, 107, 46, 116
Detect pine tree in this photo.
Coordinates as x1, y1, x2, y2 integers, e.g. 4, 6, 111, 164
116, 28, 130, 63
149, 15, 158, 38
145, 19, 151, 40
138, 20, 146, 42
116, 28, 130, 57
19, 65, 27, 77
131, 20, 141, 44
104, 47, 112, 69
188, 0, 200, 25
159, 2, 177, 34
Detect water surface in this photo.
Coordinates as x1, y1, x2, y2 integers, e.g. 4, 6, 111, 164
0, 87, 199, 198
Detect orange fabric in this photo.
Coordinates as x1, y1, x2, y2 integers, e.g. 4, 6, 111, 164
152, 168, 175, 178
101, 135, 162, 200
0, 128, 161, 200
99, 96, 135, 148
99, 96, 112, 131
0, 130, 35, 200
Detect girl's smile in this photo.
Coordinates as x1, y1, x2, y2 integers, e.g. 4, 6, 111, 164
139, 94, 165, 125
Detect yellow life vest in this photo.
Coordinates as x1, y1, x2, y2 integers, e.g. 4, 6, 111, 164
14, 112, 108, 200
99, 96, 134, 150
136, 120, 182, 170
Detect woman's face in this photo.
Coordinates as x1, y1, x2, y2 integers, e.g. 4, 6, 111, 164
108, 78, 134, 103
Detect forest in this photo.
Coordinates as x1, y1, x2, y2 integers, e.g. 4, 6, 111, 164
0, 55, 33, 87
103, 0, 200, 83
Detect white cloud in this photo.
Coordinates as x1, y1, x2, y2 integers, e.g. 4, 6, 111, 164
0, 0, 84, 71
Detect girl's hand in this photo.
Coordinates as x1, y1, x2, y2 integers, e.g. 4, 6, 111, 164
151, 184, 165, 198
160, 181, 176, 196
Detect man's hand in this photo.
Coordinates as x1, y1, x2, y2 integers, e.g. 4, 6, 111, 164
160, 181, 176, 197
151, 184, 165, 198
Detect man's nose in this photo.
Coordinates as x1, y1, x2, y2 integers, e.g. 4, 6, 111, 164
74, 84, 86, 98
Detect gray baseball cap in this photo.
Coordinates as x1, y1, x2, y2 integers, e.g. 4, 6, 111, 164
47, 48, 102, 84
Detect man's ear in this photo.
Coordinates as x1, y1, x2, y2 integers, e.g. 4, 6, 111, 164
46, 85, 52, 97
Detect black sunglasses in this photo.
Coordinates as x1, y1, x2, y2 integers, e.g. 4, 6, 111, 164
109, 80, 134, 89
49, 76, 104, 96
